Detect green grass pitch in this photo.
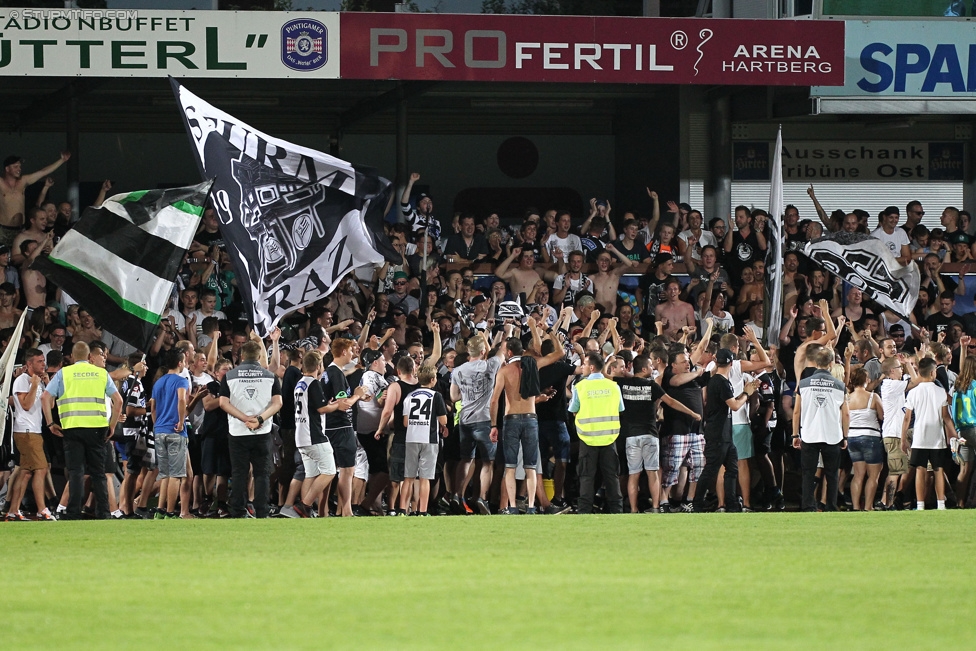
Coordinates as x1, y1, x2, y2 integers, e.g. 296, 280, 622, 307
3, 512, 971, 649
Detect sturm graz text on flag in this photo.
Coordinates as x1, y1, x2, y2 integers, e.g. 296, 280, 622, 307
171, 78, 398, 336
802, 232, 920, 318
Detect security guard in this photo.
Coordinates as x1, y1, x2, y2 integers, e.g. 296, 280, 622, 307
42, 341, 123, 520
570, 352, 624, 514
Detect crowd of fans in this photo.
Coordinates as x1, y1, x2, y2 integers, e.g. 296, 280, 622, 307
2, 154, 976, 520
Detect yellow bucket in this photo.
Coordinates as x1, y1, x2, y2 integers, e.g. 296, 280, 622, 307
543, 478, 555, 501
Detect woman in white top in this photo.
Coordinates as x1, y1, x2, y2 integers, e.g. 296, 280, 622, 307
847, 367, 886, 511
702, 290, 734, 336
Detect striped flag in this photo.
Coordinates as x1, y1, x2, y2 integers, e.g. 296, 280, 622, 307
32, 181, 213, 351
763, 126, 785, 348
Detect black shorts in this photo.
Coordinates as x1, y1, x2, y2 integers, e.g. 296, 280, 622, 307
357, 432, 389, 475
839, 446, 853, 472
187, 435, 202, 475
328, 427, 357, 469
441, 423, 460, 462
103, 441, 119, 475
753, 428, 773, 458
124, 438, 144, 475
278, 428, 297, 485
909, 447, 949, 470
389, 441, 406, 483
201, 436, 232, 477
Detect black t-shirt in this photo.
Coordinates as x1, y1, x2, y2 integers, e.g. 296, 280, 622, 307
581, 235, 606, 262
537, 361, 576, 422
662, 368, 704, 436
616, 237, 647, 263
704, 373, 734, 440
201, 380, 230, 440
926, 312, 958, 337
194, 229, 225, 251
615, 377, 666, 438
392, 379, 420, 445
278, 365, 302, 430
727, 230, 765, 281
322, 363, 353, 430
779, 336, 801, 383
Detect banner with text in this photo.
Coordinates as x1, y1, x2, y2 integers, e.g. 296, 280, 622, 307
0, 9, 339, 77
812, 20, 976, 97
733, 141, 965, 182
340, 13, 845, 86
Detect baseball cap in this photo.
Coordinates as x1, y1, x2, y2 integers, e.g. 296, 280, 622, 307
716, 348, 735, 366
393, 271, 409, 280
0, 245, 9, 256
3, 155, 22, 168
417, 192, 431, 202
950, 232, 972, 246
470, 294, 488, 307
361, 348, 383, 367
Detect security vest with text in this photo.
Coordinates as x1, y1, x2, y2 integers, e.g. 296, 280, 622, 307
574, 377, 621, 447
58, 362, 109, 429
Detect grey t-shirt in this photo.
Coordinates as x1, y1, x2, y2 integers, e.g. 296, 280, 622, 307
451, 356, 503, 425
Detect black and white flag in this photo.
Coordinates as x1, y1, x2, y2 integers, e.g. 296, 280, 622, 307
803, 232, 920, 317
171, 78, 398, 335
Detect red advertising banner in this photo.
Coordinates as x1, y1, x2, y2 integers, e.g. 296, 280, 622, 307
340, 13, 845, 86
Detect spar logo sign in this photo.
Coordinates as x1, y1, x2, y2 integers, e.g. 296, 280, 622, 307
281, 18, 327, 71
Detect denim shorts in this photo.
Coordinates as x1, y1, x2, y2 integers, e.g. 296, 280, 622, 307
539, 420, 570, 463
458, 421, 496, 461
625, 435, 660, 473
503, 414, 539, 469
389, 442, 406, 483
155, 434, 187, 479
847, 435, 885, 465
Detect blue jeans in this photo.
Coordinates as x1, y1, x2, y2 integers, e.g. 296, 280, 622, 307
539, 420, 570, 463
459, 421, 496, 461
503, 414, 539, 469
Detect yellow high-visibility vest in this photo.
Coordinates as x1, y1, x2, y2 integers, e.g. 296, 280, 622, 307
574, 377, 621, 447
57, 362, 109, 429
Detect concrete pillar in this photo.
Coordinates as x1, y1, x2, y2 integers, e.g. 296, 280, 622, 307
705, 93, 732, 230
395, 83, 408, 222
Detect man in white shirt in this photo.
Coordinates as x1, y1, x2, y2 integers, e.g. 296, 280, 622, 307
871, 206, 912, 266
793, 345, 849, 512
5, 349, 53, 521
544, 211, 582, 263
677, 209, 716, 266
901, 357, 959, 510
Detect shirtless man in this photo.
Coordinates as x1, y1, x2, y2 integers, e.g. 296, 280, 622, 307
21, 233, 53, 309
12, 207, 50, 267
0, 283, 22, 329
593, 245, 638, 309
0, 152, 70, 247
656, 279, 696, 340
489, 322, 564, 515
495, 247, 544, 298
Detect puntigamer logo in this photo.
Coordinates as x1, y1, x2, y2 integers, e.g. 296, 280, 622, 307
281, 18, 327, 71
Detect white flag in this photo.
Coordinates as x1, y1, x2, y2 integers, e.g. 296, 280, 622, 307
0, 311, 28, 454
764, 126, 784, 347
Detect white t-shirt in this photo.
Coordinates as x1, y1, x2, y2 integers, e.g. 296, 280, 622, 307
12, 373, 44, 433
871, 227, 910, 259
547, 234, 582, 262
905, 382, 948, 449
553, 273, 594, 300
678, 229, 717, 263
880, 377, 909, 439
705, 311, 735, 335
189, 309, 227, 334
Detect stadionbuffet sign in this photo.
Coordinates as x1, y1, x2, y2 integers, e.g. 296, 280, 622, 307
0, 8, 845, 85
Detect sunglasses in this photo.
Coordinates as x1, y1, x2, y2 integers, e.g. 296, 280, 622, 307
394, 280, 407, 286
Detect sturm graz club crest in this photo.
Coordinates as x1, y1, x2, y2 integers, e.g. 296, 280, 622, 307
281, 18, 327, 71
231, 153, 327, 291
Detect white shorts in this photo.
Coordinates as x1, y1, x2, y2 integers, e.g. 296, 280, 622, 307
300, 442, 336, 479
354, 441, 369, 481
626, 435, 660, 474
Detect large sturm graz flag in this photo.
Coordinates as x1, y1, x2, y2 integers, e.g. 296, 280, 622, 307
803, 232, 921, 318
171, 78, 398, 336
32, 182, 213, 352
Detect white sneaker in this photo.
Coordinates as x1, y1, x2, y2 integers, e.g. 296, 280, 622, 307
111, 510, 124, 519
277, 505, 299, 518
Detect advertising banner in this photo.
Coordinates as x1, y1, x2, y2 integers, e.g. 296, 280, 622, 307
0, 8, 340, 78
340, 13, 845, 86
812, 20, 976, 97
733, 141, 965, 181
